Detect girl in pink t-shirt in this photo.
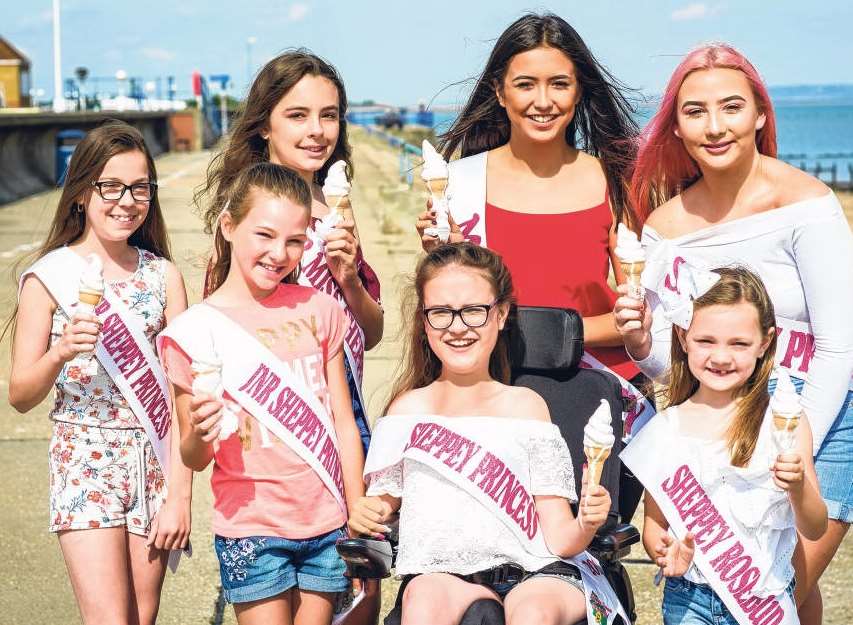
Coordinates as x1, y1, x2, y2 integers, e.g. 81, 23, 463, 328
159, 162, 366, 625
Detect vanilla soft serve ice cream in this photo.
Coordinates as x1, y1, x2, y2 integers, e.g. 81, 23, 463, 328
770, 369, 802, 452
615, 224, 646, 300
421, 140, 451, 243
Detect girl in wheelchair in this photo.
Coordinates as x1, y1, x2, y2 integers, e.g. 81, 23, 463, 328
348, 243, 626, 625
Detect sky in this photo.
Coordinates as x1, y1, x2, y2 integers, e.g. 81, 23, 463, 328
5, 0, 853, 106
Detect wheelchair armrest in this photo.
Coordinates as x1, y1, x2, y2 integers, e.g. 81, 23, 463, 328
336, 537, 395, 579
590, 523, 640, 562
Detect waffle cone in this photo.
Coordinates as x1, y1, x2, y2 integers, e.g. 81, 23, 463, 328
327, 194, 351, 212
772, 411, 801, 433
584, 445, 611, 487
78, 290, 103, 306
426, 178, 448, 197
620, 260, 645, 282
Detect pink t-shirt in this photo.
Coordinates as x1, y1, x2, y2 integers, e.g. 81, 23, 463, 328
160, 284, 349, 539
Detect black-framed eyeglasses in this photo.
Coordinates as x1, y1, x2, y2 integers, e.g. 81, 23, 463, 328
423, 300, 499, 330
91, 180, 158, 202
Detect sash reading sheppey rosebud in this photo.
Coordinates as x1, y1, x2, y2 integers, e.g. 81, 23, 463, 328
21, 247, 186, 571
620, 416, 799, 625
299, 231, 368, 414
365, 415, 631, 625
157, 303, 346, 511
446, 153, 655, 438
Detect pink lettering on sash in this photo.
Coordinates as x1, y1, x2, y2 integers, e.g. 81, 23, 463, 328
459, 214, 482, 246
664, 256, 687, 294
777, 328, 816, 374
235, 365, 345, 500
95, 299, 171, 440
302, 250, 365, 382
661, 464, 783, 625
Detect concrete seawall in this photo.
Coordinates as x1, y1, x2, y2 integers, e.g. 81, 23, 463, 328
0, 110, 212, 205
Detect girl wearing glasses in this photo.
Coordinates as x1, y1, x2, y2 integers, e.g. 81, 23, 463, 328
8, 120, 192, 625
348, 243, 614, 625
414, 13, 651, 521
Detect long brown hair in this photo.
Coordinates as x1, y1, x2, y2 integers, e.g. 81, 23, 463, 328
385, 242, 516, 413
34, 119, 171, 262
438, 13, 639, 226
205, 162, 312, 295
3, 121, 170, 341
196, 49, 352, 234
663, 267, 777, 467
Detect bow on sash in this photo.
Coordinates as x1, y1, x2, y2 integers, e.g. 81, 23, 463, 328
642, 241, 720, 329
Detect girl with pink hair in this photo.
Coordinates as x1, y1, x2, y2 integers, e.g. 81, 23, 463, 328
615, 44, 853, 623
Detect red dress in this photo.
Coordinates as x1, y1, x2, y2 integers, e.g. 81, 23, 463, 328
485, 197, 639, 380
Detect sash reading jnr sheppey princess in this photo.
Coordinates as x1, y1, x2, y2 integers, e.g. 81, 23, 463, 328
157, 163, 367, 620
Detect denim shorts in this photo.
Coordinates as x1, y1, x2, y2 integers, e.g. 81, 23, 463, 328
769, 375, 853, 523
662, 577, 794, 625
214, 527, 349, 604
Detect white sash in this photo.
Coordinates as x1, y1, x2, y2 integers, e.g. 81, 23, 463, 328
22, 248, 172, 476
23, 248, 186, 571
640, 242, 853, 392
776, 317, 853, 391
620, 417, 798, 625
157, 303, 346, 511
447, 154, 655, 437
366, 415, 630, 625
299, 229, 368, 416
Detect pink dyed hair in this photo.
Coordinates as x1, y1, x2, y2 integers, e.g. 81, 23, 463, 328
631, 44, 777, 222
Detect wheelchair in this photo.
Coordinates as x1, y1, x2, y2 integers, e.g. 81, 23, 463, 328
336, 307, 640, 625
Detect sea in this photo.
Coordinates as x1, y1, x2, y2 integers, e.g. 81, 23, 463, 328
428, 84, 853, 183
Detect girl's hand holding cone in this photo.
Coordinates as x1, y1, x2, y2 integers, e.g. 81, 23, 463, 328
325, 217, 360, 288
417, 199, 464, 252
771, 451, 805, 494
189, 392, 224, 443
613, 283, 653, 356
578, 466, 611, 531
54, 312, 101, 363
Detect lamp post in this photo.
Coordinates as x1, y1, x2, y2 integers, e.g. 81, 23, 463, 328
246, 36, 257, 90
52, 0, 65, 112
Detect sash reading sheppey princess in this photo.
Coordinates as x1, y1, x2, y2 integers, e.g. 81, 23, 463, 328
366, 415, 630, 625
21, 248, 185, 568
446, 153, 656, 437
156, 303, 347, 512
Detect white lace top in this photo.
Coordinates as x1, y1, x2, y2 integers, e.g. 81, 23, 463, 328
660, 406, 796, 596
635, 193, 853, 453
366, 417, 577, 576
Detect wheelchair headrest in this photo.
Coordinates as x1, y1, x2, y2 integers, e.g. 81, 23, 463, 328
508, 307, 584, 373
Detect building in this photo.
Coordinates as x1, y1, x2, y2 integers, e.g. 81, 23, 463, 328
0, 36, 32, 108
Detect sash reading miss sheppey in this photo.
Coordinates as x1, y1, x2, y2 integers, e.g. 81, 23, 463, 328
446, 153, 656, 438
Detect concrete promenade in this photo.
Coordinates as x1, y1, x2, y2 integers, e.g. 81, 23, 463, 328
1, 128, 851, 623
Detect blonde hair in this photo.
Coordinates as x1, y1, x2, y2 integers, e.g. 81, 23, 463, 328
663, 266, 777, 467
205, 162, 311, 295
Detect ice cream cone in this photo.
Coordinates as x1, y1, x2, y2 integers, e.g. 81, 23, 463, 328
585, 445, 612, 487
772, 411, 801, 433
78, 289, 103, 307
426, 178, 448, 198
620, 260, 646, 300
326, 194, 352, 222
